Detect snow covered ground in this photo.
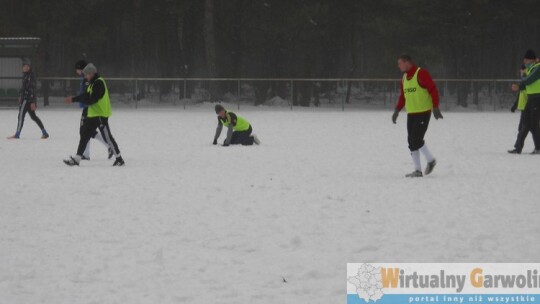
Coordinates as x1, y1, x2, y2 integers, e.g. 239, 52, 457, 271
0, 105, 539, 304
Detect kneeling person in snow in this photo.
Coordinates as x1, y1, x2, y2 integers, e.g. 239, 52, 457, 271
213, 104, 260, 146
63, 63, 125, 166
392, 54, 443, 177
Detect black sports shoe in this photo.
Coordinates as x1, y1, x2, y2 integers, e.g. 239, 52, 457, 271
507, 149, 521, 154
531, 150, 540, 155
108, 148, 114, 159
113, 157, 125, 167
405, 170, 423, 178
63, 156, 80, 166
425, 159, 437, 175
81, 155, 91, 161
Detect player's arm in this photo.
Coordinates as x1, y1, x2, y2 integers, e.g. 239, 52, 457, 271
418, 69, 443, 119
73, 79, 105, 105
213, 118, 223, 145
222, 113, 237, 146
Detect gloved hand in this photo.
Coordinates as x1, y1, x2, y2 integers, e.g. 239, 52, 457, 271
433, 107, 444, 120
392, 109, 399, 124
510, 103, 517, 113
213, 139, 217, 145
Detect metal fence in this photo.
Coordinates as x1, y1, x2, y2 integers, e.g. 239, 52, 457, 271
0, 77, 519, 111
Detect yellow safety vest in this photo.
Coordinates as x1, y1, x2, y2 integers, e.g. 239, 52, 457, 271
525, 63, 540, 95
87, 77, 112, 118
402, 68, 433, 114
222, 112, 250, 131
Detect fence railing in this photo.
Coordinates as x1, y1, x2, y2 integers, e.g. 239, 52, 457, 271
0, 77, 519, 111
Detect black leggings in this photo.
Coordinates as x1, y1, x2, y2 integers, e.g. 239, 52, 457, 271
407, 112, 431, 151
77, 117, 121, 157
231, 126, 255, 145
16, 100, 45, 134
523, 95, 540, 150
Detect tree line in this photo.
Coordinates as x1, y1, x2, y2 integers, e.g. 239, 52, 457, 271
1, 0, 540, 106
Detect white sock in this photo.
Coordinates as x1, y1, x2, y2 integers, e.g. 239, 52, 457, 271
73, 155, 82, 162
94, 132, 110, 149
83, 142, 91, 158
411, 150, 421, 171
419, 144, 435, 162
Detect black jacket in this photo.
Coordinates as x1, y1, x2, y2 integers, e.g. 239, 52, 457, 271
20, 71, 36, 103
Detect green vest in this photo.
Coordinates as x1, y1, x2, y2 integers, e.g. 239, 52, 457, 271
517, 90, 528, 111
402, 68, 433, 114
87, 77, 112, 118
222, 112, 250, 131
525, 63, 540, 95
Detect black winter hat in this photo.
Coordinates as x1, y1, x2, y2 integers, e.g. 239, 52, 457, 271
22, 58, 31, 66
215, 104, 225, 114
75, 60, 88, 70
524, 49, 537, 60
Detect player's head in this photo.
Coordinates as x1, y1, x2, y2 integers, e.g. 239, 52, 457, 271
82, 63, 97, 81
523, 49, 537, 66
22, 58, 31, 72
215, 104, 226, 118
397, 54, 414, 73
75, 60, 88, 76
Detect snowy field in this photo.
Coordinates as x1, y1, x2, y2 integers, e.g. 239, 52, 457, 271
1, 105, 539, 304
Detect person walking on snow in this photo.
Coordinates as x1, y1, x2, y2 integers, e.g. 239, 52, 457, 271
512, 49, 540, 154
8, 59, 49, 139
74, 60, 113, 160
63, 63, 125, 166
392, 54, 443, 178
508, 64, 533, 154
213, 104, 260, 146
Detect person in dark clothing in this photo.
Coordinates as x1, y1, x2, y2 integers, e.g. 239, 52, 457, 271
74, 60, 112, 160
8, 59, 49, 139
213, 104, 260, 146
512, 50, 540, 154
392, 55, 443, 177
63, 63, 124, 167
508, 65, 531, 154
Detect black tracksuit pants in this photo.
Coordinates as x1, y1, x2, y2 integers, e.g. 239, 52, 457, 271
407, 111, 431, 151
16, 100, 45, 134
231, 126, 255, 145
77, 116, 121, 157
80, 108, 98, 139
523, 94, 540, 150
514, 110, 530, 152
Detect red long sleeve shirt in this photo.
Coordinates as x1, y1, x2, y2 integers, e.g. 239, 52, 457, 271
396, 65, 440, 112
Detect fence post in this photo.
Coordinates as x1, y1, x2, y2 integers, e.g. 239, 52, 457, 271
183, 79, 187, 110
237, 80, 241, 110
445, 81, 448, 111
342, 80, 346, 112
134, 79, 139, 109
290, 80, 294, 110
493, 81, 496, 112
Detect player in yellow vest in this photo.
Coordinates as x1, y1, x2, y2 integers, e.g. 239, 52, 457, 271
508, 65, 531, 154
63, 63, 125, 166
213, 104, 260, 146
512, 49, 540, 154
392, 55, 443, 178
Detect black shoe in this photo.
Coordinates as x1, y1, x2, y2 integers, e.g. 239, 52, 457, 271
113, 157, 125, 166
425, 159, 437, 175
405, 170, 423, 178
63, 156, 80, 166
81, 155, 91, 161
508, 149, 521, 154
108, 148, 114, 159
531, 150, 540, 155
